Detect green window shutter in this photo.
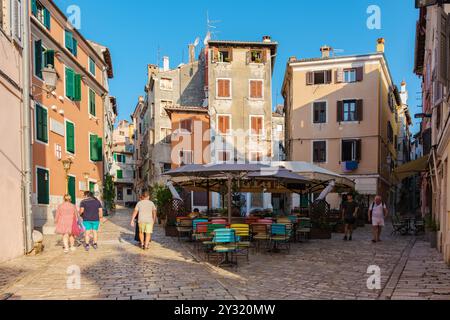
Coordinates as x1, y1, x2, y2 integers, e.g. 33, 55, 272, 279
42, 107, 48, 143
89, 182, 95, 193
65, 30, 73, 52
68, 176, 76, 204
43, 8, 51, 29
37, 168, 50, 205
31, 0, 37, 16
66, 121, 75, 153
72, 38, 78, 56
74, 74, 82, 101
34, 40, 43, 78
90, 134, 99, 161
114, 153, 117, 162
89, 89, 96, 116
44, 49, 54, 68
117, 170, 123, 179
36, 104, 48, 143
65, 67, 75, 99
96, 137, 103, 162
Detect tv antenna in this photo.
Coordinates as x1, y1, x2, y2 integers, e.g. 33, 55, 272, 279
333, 49, 345, 56
206, 11, 221, 39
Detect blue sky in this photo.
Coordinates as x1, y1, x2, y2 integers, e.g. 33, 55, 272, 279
54, 0, 422, 133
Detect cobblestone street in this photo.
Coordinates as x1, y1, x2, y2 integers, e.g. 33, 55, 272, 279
0, 209, 449, 300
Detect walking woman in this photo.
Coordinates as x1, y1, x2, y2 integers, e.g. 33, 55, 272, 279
55, 194, 79, 253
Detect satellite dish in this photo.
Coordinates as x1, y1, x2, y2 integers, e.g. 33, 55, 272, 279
194, 37, 200, 47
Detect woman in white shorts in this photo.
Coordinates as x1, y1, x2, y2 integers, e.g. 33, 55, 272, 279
368, 196, 388, 243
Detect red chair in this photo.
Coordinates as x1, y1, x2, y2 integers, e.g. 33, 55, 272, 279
211, 219, 227, 225
257, 219, 273, 225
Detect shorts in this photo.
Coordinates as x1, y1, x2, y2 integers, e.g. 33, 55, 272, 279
344, 217, 356, 225
372, 217, 385, 227
139, 223, 154, 234
83, 221, 100, 231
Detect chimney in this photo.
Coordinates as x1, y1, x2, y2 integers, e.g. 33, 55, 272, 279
188, 44, 195, 64
147, 64, 158, 83
288, 56, 297, 63
163, 56, 170, 71
262, 35, 272, 43
376, 38, 385, 53
320, 45, 332, 58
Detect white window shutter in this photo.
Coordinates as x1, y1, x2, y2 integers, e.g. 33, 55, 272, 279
336, 68, 344, 83
11, 0, 22, 46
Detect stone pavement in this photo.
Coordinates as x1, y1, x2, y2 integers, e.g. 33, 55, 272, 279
0, 208, 449, 300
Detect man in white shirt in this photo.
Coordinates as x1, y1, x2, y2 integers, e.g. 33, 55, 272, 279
368, 195, 388, 243
131, 191, 157, 250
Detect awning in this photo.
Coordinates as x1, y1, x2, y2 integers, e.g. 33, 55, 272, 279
393, 156, 428, 181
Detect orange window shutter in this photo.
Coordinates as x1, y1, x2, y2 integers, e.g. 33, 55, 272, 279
257, 81, 262, 98
225, 80, 230, 97
250, 81, 256, 98
257, 117, 263, 134
225, 116, 229, 133
218, 80, 223, 97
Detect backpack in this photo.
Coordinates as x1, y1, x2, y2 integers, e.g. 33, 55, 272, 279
371, 202, 386, 211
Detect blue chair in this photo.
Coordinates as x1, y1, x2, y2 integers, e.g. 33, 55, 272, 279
212, 229, 238, 267
270, 224, 291, 253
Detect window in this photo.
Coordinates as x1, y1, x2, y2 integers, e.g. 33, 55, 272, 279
89, 134, 103, 162
342, 140, 361, 162
161, 128, 172, 144
115, 154, 125, 163
160, 78, 173, 90
313, 141, 327, 163
180, 119, 192, 134
64, 30, 77, 56
180, 150, 193, 165
162, 163, 172, 173
250, 151, 264, 162
313, 102, 327, 123
213, 48, 232, 63
32, 0, 50, 29
65, 67, 82, 101
217, 79, 231, 98
117, 187, 123, 201
127, 188, 132, 196
250, 116, 264, 136
117, 170, 123, 179
276, 125, 283, 132
218, 115, 231, 135
306, 70, 332, 85
160, 100, 173, 117
89, 57, 96, 76
66, 121, 75, 154
34, 40, 54, 79
218, 150, 231, 162
387, 122, 394, 144
36, 167, 50, 205
344, 69, 356, 83
119, 131, 125, 136
249, 80, 263, 99
248, 50, 265, 64
337, 100, 363, 122
55, 144, 62, 160
35, 104, 48, 143
89, 89, 96, 116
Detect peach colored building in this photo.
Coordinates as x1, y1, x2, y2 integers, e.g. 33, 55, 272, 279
282, 40, 402, 210
0, 0, 26, 262
30, 0, 112, 234
167, 105, 211, 211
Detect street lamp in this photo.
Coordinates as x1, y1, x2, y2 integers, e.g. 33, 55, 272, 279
61, 158, 73, 194
41, 65, 58, 93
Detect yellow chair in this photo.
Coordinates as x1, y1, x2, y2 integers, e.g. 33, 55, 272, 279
231, 224, 251, 261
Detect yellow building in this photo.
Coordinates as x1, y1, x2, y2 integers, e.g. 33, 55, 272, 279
282, 39, 403, 210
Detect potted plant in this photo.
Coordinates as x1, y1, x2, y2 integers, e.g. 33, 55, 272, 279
425, 215, 439, 249
151, 184, 172, 225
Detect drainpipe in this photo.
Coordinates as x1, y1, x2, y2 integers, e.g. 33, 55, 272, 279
22, 0, 33, 253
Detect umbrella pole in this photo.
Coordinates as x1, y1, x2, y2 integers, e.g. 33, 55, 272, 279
206, 180, 210, 215
227, 175, 232, 224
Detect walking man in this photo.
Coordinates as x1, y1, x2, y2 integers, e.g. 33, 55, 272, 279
80, 191, 103, 251
368, 195, 388, 243
342, 193, 359, 241
131, 191, 157, 250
